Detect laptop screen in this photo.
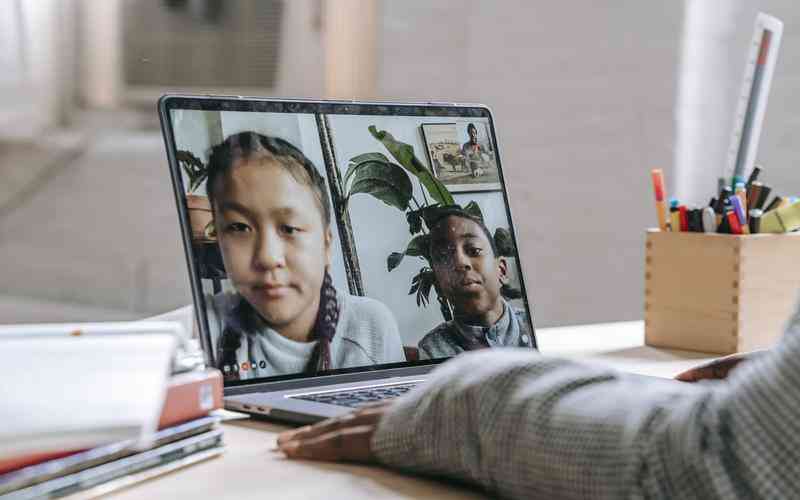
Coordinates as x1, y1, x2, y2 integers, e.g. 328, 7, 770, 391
160, 97, 536, 385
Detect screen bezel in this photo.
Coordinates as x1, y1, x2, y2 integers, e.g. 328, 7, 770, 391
159, 94, 537, 389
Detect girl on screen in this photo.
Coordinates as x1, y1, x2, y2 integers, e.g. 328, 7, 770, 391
204, 131, 405, 380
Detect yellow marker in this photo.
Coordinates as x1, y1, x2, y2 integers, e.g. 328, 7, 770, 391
671, 210, 681, 233
651, 169, 668, 231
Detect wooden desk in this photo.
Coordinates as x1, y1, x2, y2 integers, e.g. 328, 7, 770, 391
107, 320, 718, 500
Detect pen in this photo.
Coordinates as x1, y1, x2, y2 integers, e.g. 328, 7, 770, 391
746, 165, 762, 189
651, 169, 668, 231
765, 196, 783, 212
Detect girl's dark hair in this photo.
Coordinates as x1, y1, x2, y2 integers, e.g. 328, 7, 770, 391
206, 131, 331, 228
208, 131, 338, 376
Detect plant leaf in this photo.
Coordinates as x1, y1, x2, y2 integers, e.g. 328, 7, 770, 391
410, 267, 435, 307
346, 161, 413, 211
405, 234, 431, 260
176, 150, 207, 194
344, 152, 392, 191
387, 252, 405, 272
406, 209, 423, 235
463, 201, 484, 222
368, 126, 455, 206
494, 227, 516, 257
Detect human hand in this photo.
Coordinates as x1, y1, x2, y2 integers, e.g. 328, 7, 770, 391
275, 402, 392, 463
674, 351, 764, 382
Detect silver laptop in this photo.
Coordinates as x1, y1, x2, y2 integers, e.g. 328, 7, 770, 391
159, 96, 537, 424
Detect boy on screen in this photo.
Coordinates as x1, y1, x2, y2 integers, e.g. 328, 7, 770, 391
417, 208, 533, 359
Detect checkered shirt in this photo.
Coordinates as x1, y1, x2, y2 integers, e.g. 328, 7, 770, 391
372, 302, 800, 499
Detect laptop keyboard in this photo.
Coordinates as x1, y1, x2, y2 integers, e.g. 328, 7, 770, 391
292, 382, 418, 408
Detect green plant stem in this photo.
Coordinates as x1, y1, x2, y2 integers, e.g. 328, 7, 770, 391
418, 180, 430, 206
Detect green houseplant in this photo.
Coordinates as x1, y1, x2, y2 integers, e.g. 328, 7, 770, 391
177, 150, 215, 242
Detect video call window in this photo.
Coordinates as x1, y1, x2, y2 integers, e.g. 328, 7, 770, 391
168, 105, 535, 383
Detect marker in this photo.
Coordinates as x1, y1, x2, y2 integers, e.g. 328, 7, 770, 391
746, 165, 762, 188
669, 198, 679, 232
702, 207, 717, 233
651, 169, 668, 231
732, 175, 745, 191
714, 189, 729, 226
749, 209, 763, 233
691, 209, 703, 232
765, 196, 783, 212
718, 209, 732, 233
678, 205, 689, 232
729, 195, 750, 234
727, 210, 743, 235
755, 184, 772, 210
760, 201, 800, 233
747, 181, 763, 211
735, 182, 747, 212
670, 209, 681, 233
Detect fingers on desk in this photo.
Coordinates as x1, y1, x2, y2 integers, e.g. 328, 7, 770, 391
276, 404, 389, 463
277, 404, 387, 445
280, 424, 376, 463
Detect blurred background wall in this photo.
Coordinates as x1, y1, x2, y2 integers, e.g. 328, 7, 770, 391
1, 0, 799, 329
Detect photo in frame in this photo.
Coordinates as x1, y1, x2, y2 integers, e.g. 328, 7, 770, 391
421, 122, 501, 192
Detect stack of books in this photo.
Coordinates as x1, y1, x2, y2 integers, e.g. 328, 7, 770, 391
0, 369, 223, 499
0, 323, 224, 500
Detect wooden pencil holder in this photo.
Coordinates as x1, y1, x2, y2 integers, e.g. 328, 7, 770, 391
644, 229, 800, 354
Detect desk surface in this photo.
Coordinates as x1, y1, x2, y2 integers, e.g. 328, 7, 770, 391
105, 320, 718, 500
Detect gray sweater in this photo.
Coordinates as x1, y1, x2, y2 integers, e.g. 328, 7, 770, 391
372, 298, 800, 499
417, 300, 534, 359
206, 290, 405, 378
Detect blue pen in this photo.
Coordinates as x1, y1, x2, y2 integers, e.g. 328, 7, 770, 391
729, 195, 750, 234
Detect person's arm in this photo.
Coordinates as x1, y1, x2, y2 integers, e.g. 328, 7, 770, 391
280, 302, 800, 498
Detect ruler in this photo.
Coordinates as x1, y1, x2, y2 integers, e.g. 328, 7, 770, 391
725, 13, 783, 188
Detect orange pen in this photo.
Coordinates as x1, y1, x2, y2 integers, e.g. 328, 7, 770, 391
651, 169, 668, 231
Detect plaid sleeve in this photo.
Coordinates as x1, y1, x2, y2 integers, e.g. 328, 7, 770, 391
372, 310, 800, 499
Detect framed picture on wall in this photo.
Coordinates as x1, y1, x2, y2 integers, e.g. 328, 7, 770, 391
420, 122, 501, 193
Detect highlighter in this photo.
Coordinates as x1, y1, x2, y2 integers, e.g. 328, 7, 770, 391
651, 169, 668, 231
759, 201, 800, 233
